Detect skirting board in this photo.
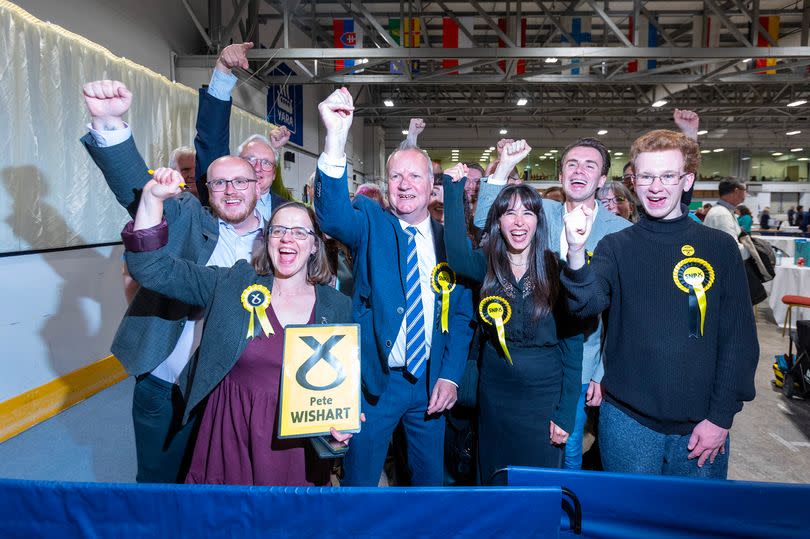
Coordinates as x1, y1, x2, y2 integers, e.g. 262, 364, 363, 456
0, 356, 127, 443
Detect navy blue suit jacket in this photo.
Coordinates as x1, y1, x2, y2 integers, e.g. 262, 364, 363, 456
314, 167, 474, 399
194, 89, 287, 211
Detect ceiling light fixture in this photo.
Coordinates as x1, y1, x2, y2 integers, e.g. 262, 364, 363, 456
488, 146, 495, 151
545, 57, 558, 63
791, 148, 803, 152
401, 130, 408, 135
384, 99, 395, 107
516, 98, 528, 106
713, 148, 724, 152
499, 129, 508, 135
799, 157, 809, 161
787, 100, 807, 107
787, 130, 802, 136
701, 150, 711, 154
651, 100, 668, 108
614, 152, 624, 156
772, 152, 784, 156
697, 130, 708, 135
597, 129, 608, 135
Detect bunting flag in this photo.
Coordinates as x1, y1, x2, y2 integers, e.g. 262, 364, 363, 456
561, 16, 592, 75
389, 17, 421, 74
442, 17, 474, 74
755, 16, 779, 75
627, 15, 657, 72
333, 19, 362, 72
498, 16, 526, 75
692, 15, 720, 74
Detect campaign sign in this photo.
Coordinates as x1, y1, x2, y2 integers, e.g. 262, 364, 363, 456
278, 324, 361, 438
267, 63, 303, 146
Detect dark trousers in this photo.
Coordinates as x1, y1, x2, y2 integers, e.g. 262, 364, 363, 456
132, 374, 200, 483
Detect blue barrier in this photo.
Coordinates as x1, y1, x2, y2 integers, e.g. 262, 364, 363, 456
0, 479, 565, 538
507, 466, 810, 539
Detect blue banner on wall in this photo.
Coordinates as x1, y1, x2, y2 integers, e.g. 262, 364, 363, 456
267, 63, 303, 146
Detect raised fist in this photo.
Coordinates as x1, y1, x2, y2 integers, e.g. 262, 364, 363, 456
444, 162, 469, 183
270, 126, 291, 150
673, 109, 700, 141
319, 88, 354, 158
145, 167, 185, 201
563, 204, 594, 253
216, 42, 254, 73
409, 118, 426, 136
83, 80, 132, 128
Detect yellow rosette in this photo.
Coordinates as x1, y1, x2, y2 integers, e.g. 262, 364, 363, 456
673, 257, 715, 337
240, 284, 274, 338
431, 262, 457, 333
478, 295, 513, 365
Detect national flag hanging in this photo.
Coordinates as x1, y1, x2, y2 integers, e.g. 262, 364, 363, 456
389, 17, 421, 74
692, 15, 720, 74
498, 17, 526, 75
442, 17, 474, 74
627, 15, 657, 73
755, 16, 779, 75
333, 19, 362, 72
561, 16, 592, 75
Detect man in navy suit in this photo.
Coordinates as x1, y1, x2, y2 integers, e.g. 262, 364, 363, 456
193, 41, 288, 215
314, 88, 474, 486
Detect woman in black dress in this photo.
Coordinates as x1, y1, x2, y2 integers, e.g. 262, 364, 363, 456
443, 158, 581, 486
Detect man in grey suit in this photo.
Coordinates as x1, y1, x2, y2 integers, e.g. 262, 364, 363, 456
81, 80, 265, 483
474, 137, 630, 470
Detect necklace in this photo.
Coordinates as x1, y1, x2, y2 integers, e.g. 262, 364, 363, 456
509, 259, 529, 266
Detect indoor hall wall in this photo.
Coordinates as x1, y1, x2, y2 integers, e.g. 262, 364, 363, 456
11, 0, 203, 76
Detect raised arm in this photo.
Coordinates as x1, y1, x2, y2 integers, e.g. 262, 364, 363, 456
473, 138, 527, 228
402, 118, 425, 149
313, 88, 366, 251
442, 164, 486, 282
124, 168, 219, 307
561, 205, 614, 318
194, 42, 254, 205
81, 80, 150, 216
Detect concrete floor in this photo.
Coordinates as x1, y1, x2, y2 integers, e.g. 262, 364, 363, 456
728, 306, 810, 483
0, 308, 809, 484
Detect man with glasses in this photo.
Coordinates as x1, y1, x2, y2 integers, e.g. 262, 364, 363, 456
562, 129, 758, 479
703, 179, 751, 260
80, 80, 264, 483
473, 137, 629, 471
193, 41, 288, 217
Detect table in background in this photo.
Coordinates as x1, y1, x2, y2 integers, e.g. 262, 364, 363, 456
752, 235, 799, 258
768, 262, 810, 328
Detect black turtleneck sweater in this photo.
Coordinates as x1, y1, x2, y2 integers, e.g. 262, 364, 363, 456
561, 207, 759, 435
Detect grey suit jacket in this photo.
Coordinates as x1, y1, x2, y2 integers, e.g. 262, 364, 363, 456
125, 238, 353, 423
81, 133, 221, 376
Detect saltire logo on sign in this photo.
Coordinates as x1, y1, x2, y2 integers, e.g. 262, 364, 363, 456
561, 16, 592, 75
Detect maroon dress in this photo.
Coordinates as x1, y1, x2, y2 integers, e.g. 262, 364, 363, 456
185, 305, 330, 486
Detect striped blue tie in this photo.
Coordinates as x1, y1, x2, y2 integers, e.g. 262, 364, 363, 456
404, 226, 428, 379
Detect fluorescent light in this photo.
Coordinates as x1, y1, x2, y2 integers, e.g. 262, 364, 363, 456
799, 157, 809, 161
741, 58, 752, 63
401, 130, 408, 135
549, 150, 558, 153
697, 130, 708, 135
787, 100, 807, 107
488, 146, 495, 151
772, 152, 783, 156
713, 148, 724, 152
701, 150, 711, 154
499, 129, 508, 135
539, 156, 547, 160
614, 152, 624, 156
741, 157, 751, 161
787, 130, 802, 136
545, 57, 558, 63
791, 148, 803, 152
651, 100, 668, 108
516, 98, 528, 106
480, 158, 487, 161
384, 99, 394, 107
597, 129, 608, 135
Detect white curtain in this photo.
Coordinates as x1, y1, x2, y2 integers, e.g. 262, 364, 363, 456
0, 0, 274, 253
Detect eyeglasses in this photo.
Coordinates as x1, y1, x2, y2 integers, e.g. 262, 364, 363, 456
268, 225, 315, 241
600, 196, 627, 206
632, 172, 690, 186
207, 177, 257, 192
245, 156, 275, 171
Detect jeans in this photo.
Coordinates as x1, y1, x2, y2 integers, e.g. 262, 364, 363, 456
563, 383, 589, 470
599, 400, 729, 479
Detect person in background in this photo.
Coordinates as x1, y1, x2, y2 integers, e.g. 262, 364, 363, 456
169, 146, 198, 198
704, 179, 750, 259
124, 168, 354, 485
787, 206, 796, 226
695, 203, 712, 222
759, 207, 771, 230
354, 183, 386, 207
598, 182, 638, 223
736, 205, 753, 234
429, 175, 445, 224
543, 186, 566, 204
